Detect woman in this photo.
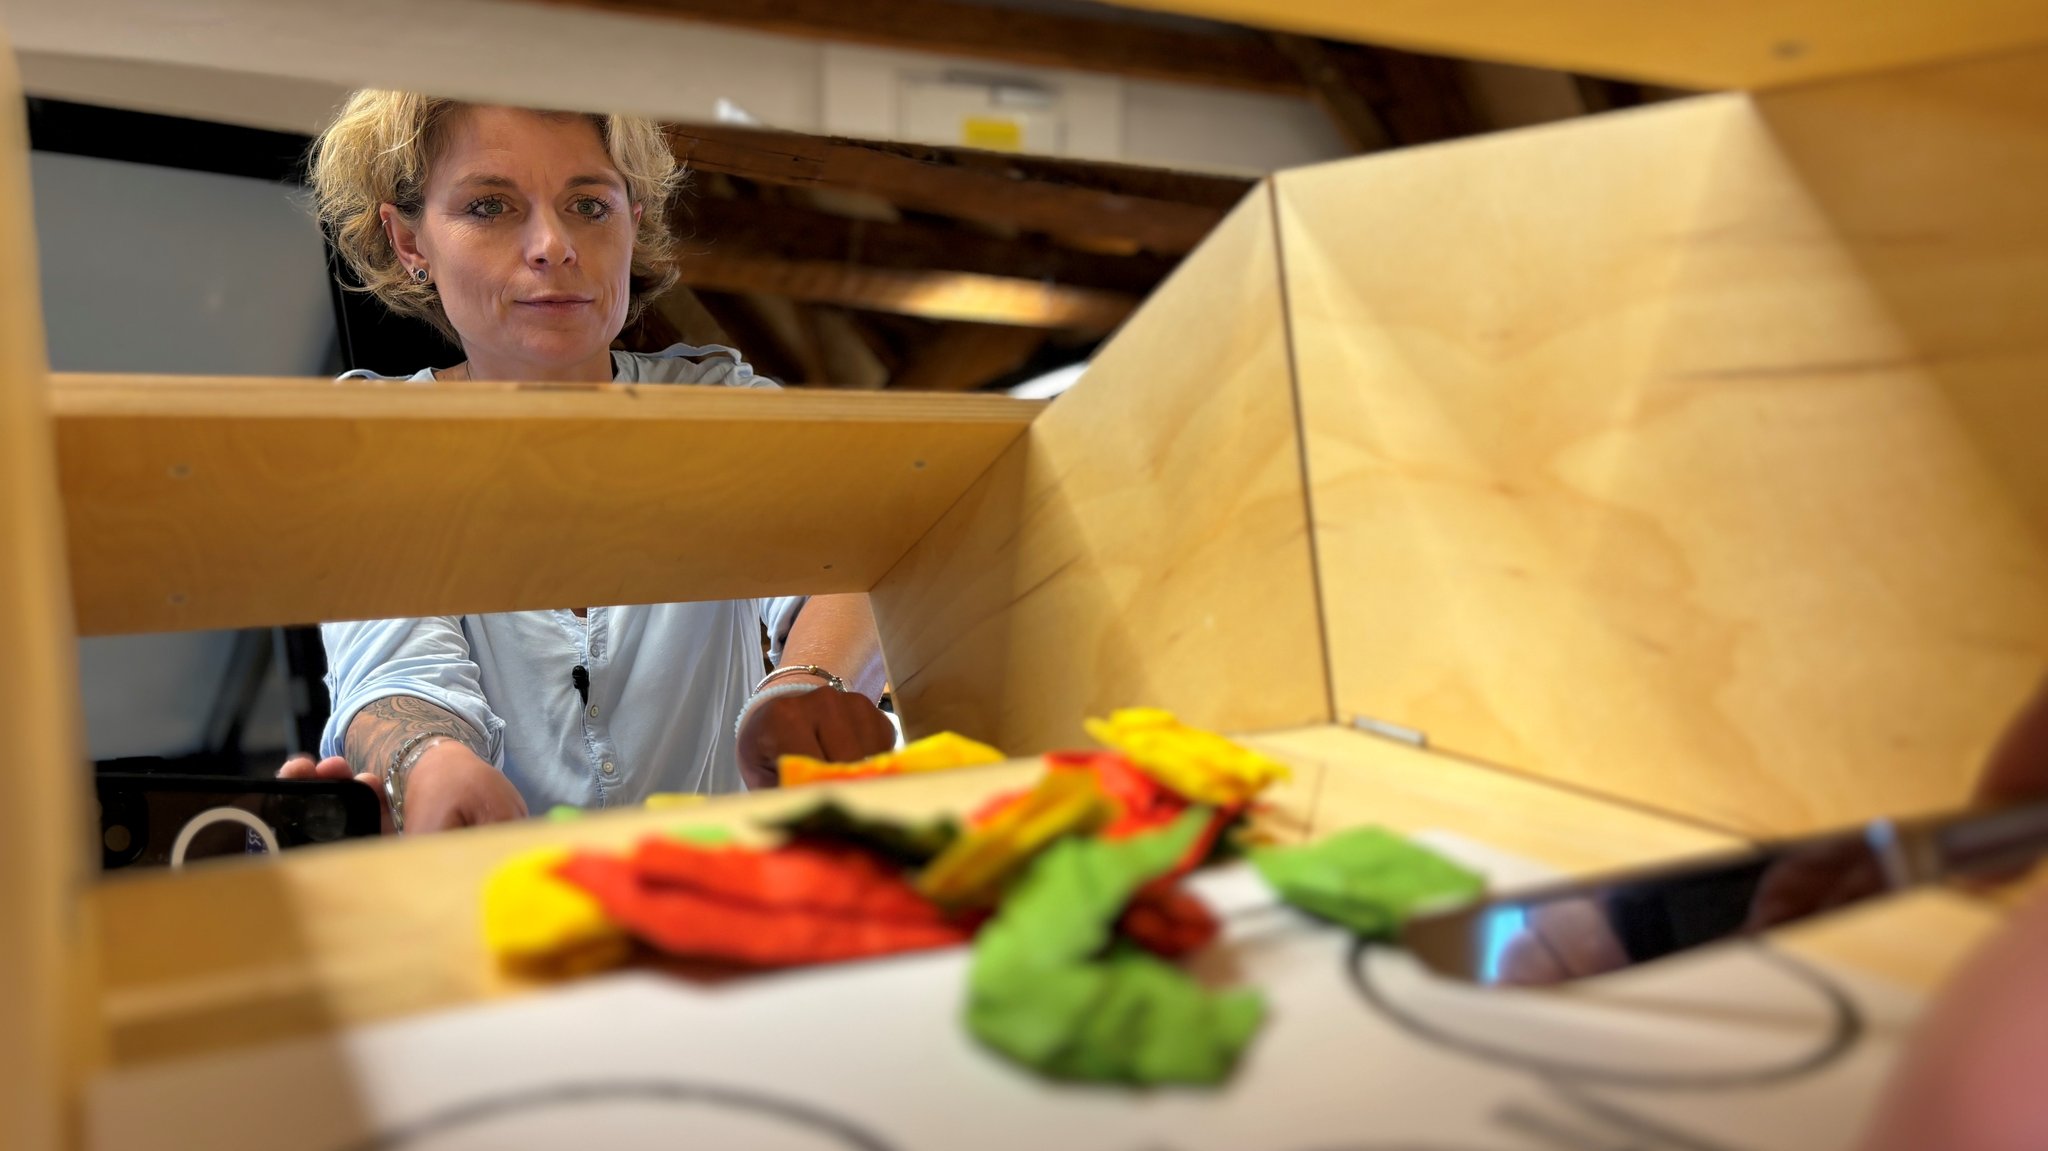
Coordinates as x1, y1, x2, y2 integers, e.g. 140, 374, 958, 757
279, 91, 895, 832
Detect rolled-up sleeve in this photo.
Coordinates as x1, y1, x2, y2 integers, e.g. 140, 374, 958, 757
760, 596, 808, 666
319, 617, 506, 766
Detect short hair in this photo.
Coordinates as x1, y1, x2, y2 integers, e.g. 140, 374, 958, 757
309, 90, 682, 344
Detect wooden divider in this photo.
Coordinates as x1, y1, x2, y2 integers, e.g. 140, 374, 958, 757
1097, 0, 2048, 91
0, 29, 93, 1151
871, 183, 1334, 754
1277, 53, 2048, 834
53, 375, 1038, 634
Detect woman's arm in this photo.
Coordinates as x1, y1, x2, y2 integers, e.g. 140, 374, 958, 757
297, 618, 526, 833
734, 593, 896, 788
283, 695, 525, 833
770, 592, 888, 700
343, 696, 527, 832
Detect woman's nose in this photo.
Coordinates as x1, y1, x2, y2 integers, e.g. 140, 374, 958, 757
524, 214, 575, 268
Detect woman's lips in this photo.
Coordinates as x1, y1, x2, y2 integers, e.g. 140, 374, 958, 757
517, 297, 594, 314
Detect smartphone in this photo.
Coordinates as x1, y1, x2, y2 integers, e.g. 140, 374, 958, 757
95, 773, 383, 871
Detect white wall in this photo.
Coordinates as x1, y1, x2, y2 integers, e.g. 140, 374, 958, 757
31, 151, 333, 758
8, 0, 1346, 175
31, 151, 334, 373
1123, 78, 1346, 174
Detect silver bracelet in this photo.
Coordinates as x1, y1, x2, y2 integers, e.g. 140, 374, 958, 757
385, 731, 460, 833
755, 664, 845, 693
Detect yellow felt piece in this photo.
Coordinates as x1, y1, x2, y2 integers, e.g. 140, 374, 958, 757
917, 768, 1112, 906
644, 792, 708, 811
1084, 708, 1291, 806
780, 731, 1007, 787
481, 846, 630, 977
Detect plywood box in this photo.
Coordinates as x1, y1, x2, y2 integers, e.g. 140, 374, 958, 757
6, 7, 2048, 1146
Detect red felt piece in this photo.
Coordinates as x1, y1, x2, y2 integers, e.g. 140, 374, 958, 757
1118, 883, 1221, 958
632, 839, 948, 924
556, 845, 973, 968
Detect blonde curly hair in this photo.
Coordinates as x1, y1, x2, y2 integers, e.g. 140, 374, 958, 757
310, 91, 682, 343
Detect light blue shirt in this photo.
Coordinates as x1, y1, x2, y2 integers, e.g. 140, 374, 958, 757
319, 344, 805, 808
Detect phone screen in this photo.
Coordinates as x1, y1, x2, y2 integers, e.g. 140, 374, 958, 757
96, 774, 382, 870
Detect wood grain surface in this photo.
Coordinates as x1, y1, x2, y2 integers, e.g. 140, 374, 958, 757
0, 28, 96, 1149
1278, 68, 2048, 836
870, 183, 1334, 755
52, 375, 1039, 634
1093, 0, 2048, 91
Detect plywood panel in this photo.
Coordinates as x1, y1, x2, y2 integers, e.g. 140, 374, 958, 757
870, 184, 1332, 754
0, 30, 93, 1150
1098, 0, 2048, 92
1279, 60, 2048, 835
52, 376, 1039, 634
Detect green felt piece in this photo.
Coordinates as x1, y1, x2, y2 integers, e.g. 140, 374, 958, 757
545, 805, 584, 822
667, 824, 737, 846
1252, 826, 1484, 939
966, 808, 1265, 1086
763, 800, 959, 867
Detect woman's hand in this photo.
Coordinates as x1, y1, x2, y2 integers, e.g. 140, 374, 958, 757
400, 740, 530, 832
735, 687, 896, 790
277, 743, 525, 834
1977, 677, 2048, 806
278, 753, 393, 835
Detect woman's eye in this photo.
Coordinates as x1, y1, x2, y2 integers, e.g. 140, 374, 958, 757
466, 197, 508, 219
573, 198, 612, 221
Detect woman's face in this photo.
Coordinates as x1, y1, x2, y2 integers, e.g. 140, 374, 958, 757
386, 106, 642, 377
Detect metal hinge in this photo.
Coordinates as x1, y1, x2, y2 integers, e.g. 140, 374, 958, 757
1351, 713, 1427, 748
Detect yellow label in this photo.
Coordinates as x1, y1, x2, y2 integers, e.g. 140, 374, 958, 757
962, 117, 1024, 152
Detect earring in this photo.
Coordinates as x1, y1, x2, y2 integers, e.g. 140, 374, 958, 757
412, 267, 429, 284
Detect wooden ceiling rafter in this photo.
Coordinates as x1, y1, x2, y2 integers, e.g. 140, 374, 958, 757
674, 194, 1181, 295
666, 125, 1250, 255
675, 251, 1137, 332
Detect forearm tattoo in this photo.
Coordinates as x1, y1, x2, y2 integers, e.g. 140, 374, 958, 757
345, 695, 488, 778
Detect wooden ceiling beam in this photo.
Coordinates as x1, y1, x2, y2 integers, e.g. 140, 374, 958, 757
889, 323, 1048, 392
676, 252, 1137, 333
677, 196, 1180, 295
1269, 32, 1393, 152
668, 126, 1249, 255
534, 0, 1305, 93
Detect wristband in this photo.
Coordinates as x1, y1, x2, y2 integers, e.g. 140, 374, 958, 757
733, 680, 823, 741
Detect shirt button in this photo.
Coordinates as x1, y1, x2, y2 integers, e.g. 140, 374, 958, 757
601, 760, 616, 776
588, 704, 601, 718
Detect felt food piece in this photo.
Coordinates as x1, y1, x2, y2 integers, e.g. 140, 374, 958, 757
1252, 826, 1485, 939
482, 847, 631, 978
917, 768, 1113, 907
669, 824, 737, 847
557, 841, 972, 967
1118, 884, 1221, 959
1083, 708, 1290, 806
766, 799, 960, 867
968, 752, 1239, 891
1064, 751, 1190, 839
967, 809, 1265, 1086
644, 792, 707, 811
633, 840, 947, 922
779, 731, 1006, 788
